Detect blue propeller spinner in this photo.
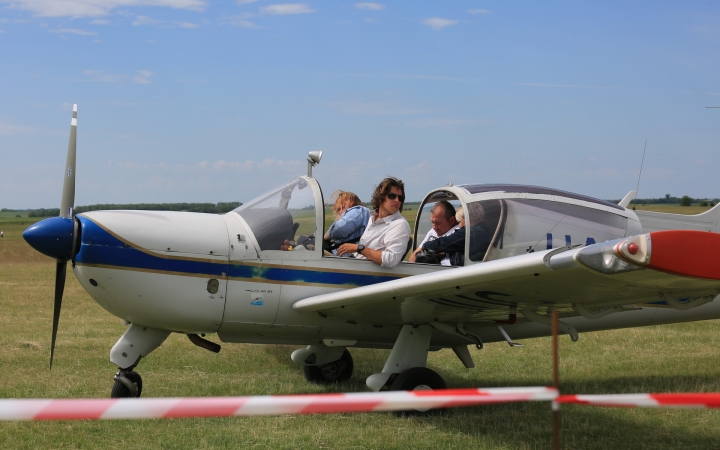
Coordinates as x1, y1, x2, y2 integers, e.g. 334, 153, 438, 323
23, 217, 75, 261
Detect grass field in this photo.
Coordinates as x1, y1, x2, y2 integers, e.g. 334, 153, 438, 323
1, 206, 720, 449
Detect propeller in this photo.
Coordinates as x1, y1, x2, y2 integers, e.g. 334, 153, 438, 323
23, 104, 77, 369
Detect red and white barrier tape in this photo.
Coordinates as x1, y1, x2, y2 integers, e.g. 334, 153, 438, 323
557, 393, 720, 409
0, 387, 557, 421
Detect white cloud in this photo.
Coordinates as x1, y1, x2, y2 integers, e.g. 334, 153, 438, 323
0, 0, 207, 18
422, 18, 458, 30
175, 21, 198, 28
236, 0, 259, 3
109, 158, 303, 174
133, 15, 163, 26
83, 69, 153, 84
327, 101, 429, 116
260, 3, 315, 15
0, 29, 5, 33
222, 14, 260, 28
405, 161, 428, 172
90, 19, 109, 24
84, 69, 123, 83
515, 82, 631, 90
132, 70, 153, 84
0, 119, 36, 135
210, 159, 302, 172
50, 27, 97, 35
468, 9, 490, 15
355, 2, 384, 10
404, 118, 488, 128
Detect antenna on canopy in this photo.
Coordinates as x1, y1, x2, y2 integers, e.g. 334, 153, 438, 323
307, 151, 322, 177
632, 139, 648, 211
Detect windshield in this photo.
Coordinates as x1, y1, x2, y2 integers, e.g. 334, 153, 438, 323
233, 178, 317, 251
470, 198, 627, 262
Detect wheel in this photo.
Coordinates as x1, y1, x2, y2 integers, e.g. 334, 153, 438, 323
303, 349, 354, 384
390, 367, 446, 416
111, 371, 143, 398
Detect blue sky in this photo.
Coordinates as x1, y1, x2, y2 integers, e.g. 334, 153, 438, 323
1, 1, 719, 209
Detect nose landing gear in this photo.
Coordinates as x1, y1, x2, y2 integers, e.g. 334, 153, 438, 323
109, 324, 170, 399
111, 369, 143, 398
303, 349, 354, 384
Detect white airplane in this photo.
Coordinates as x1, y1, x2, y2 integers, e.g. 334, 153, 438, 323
23, 106, 720, 400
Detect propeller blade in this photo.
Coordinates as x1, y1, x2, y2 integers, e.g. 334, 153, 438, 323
50, 260, 67, 369
60, 104, 77, 219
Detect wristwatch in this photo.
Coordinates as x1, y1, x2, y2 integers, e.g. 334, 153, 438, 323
357, 244, 365, 254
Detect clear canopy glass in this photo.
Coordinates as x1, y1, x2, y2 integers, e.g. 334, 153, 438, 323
470, 198, 628, 262
233, 178, 317, 251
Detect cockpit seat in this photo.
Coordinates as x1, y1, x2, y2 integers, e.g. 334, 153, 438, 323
239, 207, 295, 250
402, 237, 413, 260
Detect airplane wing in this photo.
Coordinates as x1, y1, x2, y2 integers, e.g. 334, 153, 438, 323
294, 231, 720, 326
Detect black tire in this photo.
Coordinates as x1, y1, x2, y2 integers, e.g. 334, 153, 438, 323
110, 371, 143, 398
303, 349, 354, 384
390, 367, 446, 417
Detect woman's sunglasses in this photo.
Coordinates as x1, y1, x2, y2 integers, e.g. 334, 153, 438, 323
387, 193, 405, 202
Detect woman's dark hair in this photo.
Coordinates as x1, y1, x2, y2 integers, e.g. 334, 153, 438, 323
370, 177, 405, 213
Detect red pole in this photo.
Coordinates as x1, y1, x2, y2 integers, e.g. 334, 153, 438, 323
552, 309, 560, 450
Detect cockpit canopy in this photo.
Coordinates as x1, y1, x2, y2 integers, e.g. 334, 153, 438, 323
233, 177, 322, 257
415, 184, 631, 266
231, 177, 632, 266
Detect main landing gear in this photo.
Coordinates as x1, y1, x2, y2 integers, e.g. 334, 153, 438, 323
108, 324, 170, 398
366, 324, 449, 416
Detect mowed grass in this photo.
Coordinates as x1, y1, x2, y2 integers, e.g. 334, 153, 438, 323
2, 208, 720, 449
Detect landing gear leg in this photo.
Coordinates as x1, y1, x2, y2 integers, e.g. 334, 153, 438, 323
109, 324, 170, 398
366, 324, 445, 416
366, 324, 437, 391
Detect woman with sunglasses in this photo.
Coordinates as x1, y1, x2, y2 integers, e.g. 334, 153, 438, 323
336, 177, 410, 268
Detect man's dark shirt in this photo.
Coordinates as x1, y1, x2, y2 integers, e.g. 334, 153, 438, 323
423, 224, 491, 266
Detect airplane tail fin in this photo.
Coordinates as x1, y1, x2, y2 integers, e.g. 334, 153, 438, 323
636, 203, 720, 233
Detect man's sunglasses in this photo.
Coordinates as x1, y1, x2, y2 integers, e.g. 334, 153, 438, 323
387, 193, 405, 202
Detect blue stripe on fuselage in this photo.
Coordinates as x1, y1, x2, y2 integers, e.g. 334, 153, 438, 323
75, 216, 398, 287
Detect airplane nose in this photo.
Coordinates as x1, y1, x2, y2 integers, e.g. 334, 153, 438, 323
23, 217, 76, 261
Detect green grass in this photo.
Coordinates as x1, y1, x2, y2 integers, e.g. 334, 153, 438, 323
2, 207, 720, 448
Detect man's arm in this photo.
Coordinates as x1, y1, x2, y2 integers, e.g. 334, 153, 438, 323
423, 229, 465, 253
408, 230, 432, 262
335, 243, 383, 264
336, 219, 410, 267
378, 220, 411, 267
409, 246, 423, 262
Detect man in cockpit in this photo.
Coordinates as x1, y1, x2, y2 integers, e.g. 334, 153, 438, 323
409, 200, 459, 265
335, 177, 410, 268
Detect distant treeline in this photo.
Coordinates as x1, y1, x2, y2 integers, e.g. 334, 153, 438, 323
25, 202, 242, 218
609, 195, 718, 206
